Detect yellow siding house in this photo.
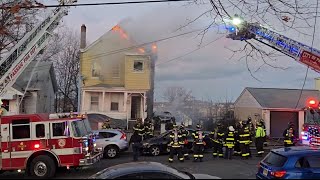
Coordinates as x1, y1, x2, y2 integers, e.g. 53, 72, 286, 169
79, 24, 156, 129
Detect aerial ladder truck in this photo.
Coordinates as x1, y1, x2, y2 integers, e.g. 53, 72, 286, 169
0, 0, 76, 107
0, 1, 102, 178
226, 15, 320, 146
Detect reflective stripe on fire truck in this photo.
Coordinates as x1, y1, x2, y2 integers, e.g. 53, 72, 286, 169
1, 147, 82, 159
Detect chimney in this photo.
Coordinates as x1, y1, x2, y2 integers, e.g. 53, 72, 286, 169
80, 24, 86, 49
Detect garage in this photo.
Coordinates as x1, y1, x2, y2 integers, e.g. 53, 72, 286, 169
270, 111, 298, 138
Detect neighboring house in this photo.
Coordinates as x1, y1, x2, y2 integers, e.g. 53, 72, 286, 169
234, 87, 320, 138
79, 24, 156, 130
1, 61, 58, 115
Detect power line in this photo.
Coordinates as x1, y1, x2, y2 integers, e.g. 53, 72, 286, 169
84, 26, 216, 59
155, 35, 225, 67
0, 0, 191, 9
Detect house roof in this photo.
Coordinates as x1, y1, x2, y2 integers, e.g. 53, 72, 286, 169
12, 61, 58, 93
245, 87, 320, 109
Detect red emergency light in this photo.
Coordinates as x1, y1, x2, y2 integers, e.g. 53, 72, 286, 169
307, 98, 318, 108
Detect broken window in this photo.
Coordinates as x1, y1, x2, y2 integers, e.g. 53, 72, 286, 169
133, 61, 143, 72
91, 96, 99, 111
92, 61, 101, 77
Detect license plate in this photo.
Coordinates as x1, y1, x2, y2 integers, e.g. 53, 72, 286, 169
263, 168, 268, 176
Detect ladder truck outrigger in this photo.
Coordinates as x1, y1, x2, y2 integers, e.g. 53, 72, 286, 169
226, 14, 320, 147
0, 0, 102, 178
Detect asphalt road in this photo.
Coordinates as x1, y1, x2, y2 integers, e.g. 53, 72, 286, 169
0, 151, 265, 179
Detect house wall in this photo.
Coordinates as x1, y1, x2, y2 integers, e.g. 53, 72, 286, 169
36, 73, 55, 113
124, 55, 151, 90
234, 89, 262, 121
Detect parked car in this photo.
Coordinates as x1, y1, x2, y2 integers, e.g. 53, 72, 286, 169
141, 128, 212, 156
93, 129, 129, 159
256, 146, 320, 179
88, 161, 221, 179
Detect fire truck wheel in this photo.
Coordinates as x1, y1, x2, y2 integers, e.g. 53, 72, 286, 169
30, 155, 56, 179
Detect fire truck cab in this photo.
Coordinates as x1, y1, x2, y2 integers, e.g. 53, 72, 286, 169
0, 113, 103, 178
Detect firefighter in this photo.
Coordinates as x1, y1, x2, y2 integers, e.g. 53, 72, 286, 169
260, 119, 267, 146
233, 122, 241, 156
283, 122, 295, 147
239, 121, 251, 159
168, 124, 184, 163
144, 120, 153, 140
179, 123, 190, 160
102, 119, 111, 129
255, 121, 266, 157
133, 118, 145, 138
247, 117, 254, 157
192, 124, 205, 162
224, 126, 235, 160
212, 123, 224, 158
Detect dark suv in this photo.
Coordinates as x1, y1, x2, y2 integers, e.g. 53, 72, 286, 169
141, 128, 212, 156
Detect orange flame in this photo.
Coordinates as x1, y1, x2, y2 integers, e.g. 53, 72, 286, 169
152, 44, 157, 50
138, 48, 145, 53
112, 24, 128, 39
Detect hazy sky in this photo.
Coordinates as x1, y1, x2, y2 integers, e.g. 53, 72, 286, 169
44, 0, 320, 102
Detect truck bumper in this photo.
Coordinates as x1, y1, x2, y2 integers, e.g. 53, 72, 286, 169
79, 152, 103, 166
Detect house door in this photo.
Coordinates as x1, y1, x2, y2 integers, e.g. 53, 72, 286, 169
270, 111, 298, 138
131, 96, 141, 120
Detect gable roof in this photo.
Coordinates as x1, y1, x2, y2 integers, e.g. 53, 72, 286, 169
245, 87, 320, 109
13, 61, 58, 93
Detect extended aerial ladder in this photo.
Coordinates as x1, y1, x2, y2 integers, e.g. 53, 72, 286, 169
226, 15, 320, 73
0, 0, 77, 98
226, 15, 320, 145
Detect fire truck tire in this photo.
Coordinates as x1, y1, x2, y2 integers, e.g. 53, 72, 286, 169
30, 155, 56, 179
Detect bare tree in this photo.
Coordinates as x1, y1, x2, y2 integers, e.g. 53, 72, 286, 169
178, 0, 319, 80
162, 86, 193, 103
0, 0, 44, 58
50, 29, 80, 112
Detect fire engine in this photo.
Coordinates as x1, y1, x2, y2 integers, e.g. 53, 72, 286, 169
0, 0, 102, 178
0, 112, 102, 178
225, 14, 320, 146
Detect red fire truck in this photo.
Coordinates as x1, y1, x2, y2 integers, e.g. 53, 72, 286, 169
0, 112, 103, 178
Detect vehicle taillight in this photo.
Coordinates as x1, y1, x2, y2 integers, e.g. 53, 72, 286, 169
120, 131, 126, 140
271, 171, 286, 178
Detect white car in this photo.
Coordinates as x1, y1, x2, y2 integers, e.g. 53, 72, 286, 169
93, 129, 129, 159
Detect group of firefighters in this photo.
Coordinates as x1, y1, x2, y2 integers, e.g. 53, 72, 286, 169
125, 116, 298, 162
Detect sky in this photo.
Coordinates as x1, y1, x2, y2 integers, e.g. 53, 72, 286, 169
43, 0, 320, 102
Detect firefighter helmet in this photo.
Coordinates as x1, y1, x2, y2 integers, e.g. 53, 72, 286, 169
196, 124, 201, 129
288, 122, 294, 128
242, 120, 247, 125
229, 126, 235, 131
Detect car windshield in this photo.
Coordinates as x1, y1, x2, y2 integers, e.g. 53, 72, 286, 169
71, 119, 92, 137
263, 152, 287, 167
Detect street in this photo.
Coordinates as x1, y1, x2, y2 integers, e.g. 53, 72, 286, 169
0, 151, 264, 179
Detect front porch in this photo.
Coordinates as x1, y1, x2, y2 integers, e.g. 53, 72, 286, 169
81, 87, 148, 129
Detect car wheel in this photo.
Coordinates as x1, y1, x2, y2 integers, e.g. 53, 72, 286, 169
30, 155, 56, 179
104, 146, 118, 159
150, 146, 160, 156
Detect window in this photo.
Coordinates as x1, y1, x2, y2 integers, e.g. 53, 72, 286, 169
36, 124, 45, 138
115, 173, 142, 179
140, 172, 181, 179
52, 122, 68, 137
306, 156, 320, 168
111, 102, 119, 111
92, 61, 101, 77
12, 119, 30, 139
91, 96, 99, 111
98, 132, 117, 139
133, 61, 143, 71
111, 93, 120, 111
112, 63, 120, 78
262, 152, 287, 167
